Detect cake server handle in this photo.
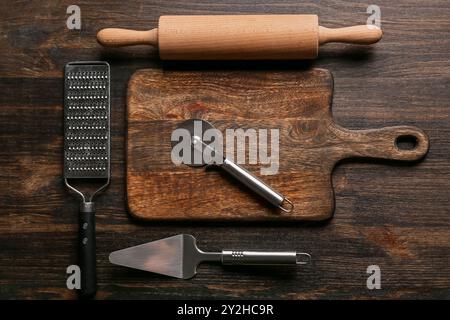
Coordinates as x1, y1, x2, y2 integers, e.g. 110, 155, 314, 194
221, 251, 311, 265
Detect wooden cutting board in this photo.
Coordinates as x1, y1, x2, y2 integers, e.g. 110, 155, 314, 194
127, 68, 429, 221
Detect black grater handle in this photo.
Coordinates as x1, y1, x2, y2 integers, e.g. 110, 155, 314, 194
79, 202, 96, 299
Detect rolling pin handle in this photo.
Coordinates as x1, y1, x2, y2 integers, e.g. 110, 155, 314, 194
97, 28, 158, 47
319, 25, 382, 45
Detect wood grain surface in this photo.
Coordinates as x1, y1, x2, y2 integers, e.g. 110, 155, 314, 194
127, 68, 428, 221
0, 0, 449, 299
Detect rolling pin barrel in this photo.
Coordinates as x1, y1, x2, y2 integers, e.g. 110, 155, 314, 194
97, 15, 382, 60
158, 15, 319, 60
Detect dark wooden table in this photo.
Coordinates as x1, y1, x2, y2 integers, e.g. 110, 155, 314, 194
1, 0, 449, 299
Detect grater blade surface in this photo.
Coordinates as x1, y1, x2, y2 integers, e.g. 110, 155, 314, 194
64, 62, 110, 179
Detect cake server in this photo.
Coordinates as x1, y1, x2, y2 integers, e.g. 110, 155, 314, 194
109, 234, 311, 279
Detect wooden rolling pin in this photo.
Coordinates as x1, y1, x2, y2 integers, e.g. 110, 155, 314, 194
97, 15, 382, 60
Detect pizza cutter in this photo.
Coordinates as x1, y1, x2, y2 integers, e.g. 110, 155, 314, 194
171, 119, 293, 213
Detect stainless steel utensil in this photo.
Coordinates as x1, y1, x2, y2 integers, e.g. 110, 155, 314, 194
64, 61, 111, 298
109, 234, 310, 279
171, 119, 294, 213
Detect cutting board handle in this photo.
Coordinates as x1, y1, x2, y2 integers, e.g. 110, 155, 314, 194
339, 126, 429, 161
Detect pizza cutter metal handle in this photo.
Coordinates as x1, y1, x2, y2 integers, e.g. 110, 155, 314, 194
221, 250, 311, 265
220, 158, 294, 213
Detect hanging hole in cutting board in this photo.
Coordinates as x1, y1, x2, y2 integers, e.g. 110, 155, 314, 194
395, 135, 419, 151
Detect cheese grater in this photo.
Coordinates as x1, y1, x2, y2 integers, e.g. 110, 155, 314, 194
64, 61, 110, 299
